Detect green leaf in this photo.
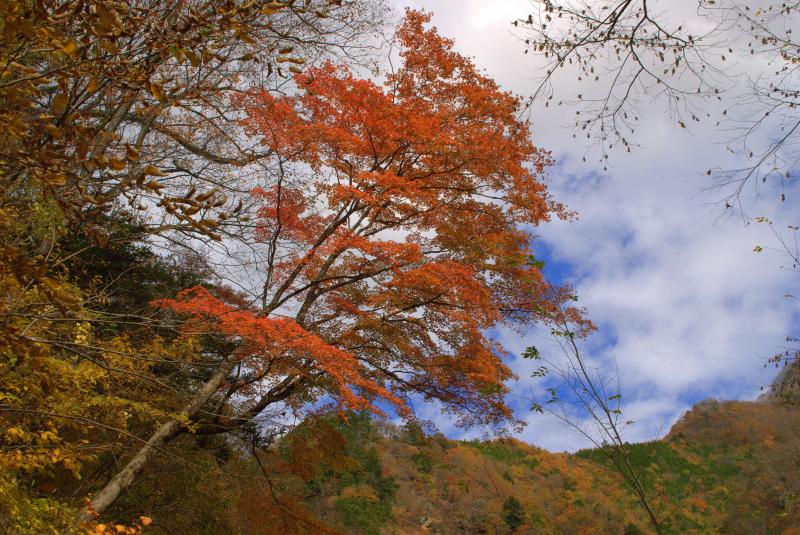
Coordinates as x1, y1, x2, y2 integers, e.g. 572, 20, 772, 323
522, 346, 541, 360
531, 366, 549, 378
526, 254, 545, 270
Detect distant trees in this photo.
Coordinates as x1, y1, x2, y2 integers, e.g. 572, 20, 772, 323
502, 496, 525, 530
338, 418, 654, 533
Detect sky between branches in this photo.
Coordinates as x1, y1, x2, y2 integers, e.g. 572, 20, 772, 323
390, 0, 800, 451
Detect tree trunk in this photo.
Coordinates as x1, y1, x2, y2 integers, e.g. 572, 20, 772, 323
76, 358, 235, 524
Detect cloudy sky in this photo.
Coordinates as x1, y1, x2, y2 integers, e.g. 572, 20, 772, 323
390, 0, 800, 451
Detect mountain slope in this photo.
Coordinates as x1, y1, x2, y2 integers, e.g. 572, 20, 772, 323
99, 362, 800, 534
300, 362, 800, 534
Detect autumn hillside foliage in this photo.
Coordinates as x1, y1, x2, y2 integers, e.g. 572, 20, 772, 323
16, 381, 792, 534
88, 389, 800, 534
280, 390, 800, 534
0, 2, 590, 532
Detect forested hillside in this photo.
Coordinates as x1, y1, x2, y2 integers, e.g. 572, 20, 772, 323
95, 363, 800, 534
287, 369, 800, 535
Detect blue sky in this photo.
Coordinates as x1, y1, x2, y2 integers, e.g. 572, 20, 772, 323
389, 0, 800, 451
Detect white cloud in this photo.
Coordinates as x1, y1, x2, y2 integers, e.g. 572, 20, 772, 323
390, 0, 800, 451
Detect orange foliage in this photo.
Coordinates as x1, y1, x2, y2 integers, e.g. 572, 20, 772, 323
159, 286, 400, 415
161, 10, 585, 430
80, 499, 151, 535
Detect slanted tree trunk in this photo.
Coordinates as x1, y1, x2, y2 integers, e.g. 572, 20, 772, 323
76, 358, 236, 524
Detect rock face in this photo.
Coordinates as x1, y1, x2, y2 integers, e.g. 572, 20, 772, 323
765, 358, 800, 406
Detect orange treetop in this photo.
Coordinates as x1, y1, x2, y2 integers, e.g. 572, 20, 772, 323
161, 10, 587, 431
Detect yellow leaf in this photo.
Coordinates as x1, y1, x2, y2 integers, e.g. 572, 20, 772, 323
93, 4, 123, 33
62, 40, 79, 58
86, 77, 100, 93
40, 430, 60, 444
185, 50, 201, 67
148, 83, 165, 103
6, 427, 26, 440
140, 516, 152, 526
145, 181, 165, 192
100, 40, 121, 55
45, 174, 68, 186
44, 124, 62, 138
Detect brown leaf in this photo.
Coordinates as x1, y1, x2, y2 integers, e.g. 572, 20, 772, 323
143, 165, 166, 177
52, 93, 69, 115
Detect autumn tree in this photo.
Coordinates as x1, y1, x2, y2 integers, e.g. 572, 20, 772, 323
0, 0, 389, 531
78, 8, 586, 524
516, 0, 800, 210
502, 496, 525, 530
1, 0, 387, 286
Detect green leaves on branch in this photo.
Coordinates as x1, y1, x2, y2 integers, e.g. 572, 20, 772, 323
522, 346, 541, 360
